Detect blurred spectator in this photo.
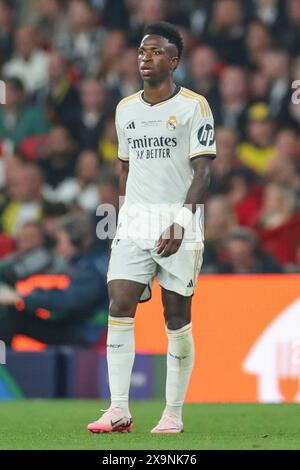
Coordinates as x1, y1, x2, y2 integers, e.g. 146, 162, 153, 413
258, 182, 296, 230
77, 78, 107, 150
0, 213, 109, 347
266, 157, 300, 205
237, 102, 276, 174
225, 172, 263, 228
101, 0, 130, 30
37, 126, 77, 188
0, 163, 44, 235
248, 0, 286, 31
274, 128, 300, 162
0, 233, 15, 258
117, 47, 142, 98
45, 50, 81, 136
258, 183, 300, 264
46, 149, 101, 211
189, 46, 219, 110
245, 21, 273, 69
211, 127, 239, 191
189, 0, 213, 37
97, 170, 119, 209
33, 0, 69, 50
0, 77, 49, 151
0, 0, 15, 67
250, 70, 270, 101
205, 194, 237, 242
216, 66, 248, 130
281, 0, 300, 56
97, 30, 127, 85
41, 200, 69, 245
280, 56, 300, 129
285, 240, 300, 273
0, 221, 67, 285
202, 194, 237, 273
54, 0, 106, 76
98, 114, 118, 165
219, 228, 282, 273
203, 0, 246, 66
260, 48, 291, 118
3, 25, 49, 96
127, 0, 166, 45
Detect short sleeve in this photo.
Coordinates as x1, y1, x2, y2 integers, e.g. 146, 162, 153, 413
115, 106, 129, 162
189, 98, 216, 161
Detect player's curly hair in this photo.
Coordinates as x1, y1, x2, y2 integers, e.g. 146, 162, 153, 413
143, 22, 184, 59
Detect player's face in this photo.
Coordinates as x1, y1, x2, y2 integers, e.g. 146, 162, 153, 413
138, 35, 178, 85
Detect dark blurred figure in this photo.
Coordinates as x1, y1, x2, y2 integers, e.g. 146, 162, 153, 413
246, 0, 286, 33
0, 163, 45, 236
0, 77, 49, 151
0, 0, 15, 67
189, 46, 219, 112
48, 149, 101, 212
127, 0, 166, 45
37, 126, 77, 188
260, 48, 291, 119
33, 0, 69, 50
3, 25, 49, 97
258, 183, 300, 265
54, 0, 106, 76
0, 213, 109, 347
45, 50, 81, 136
245, 20, 273, 70
101, 0, 130, 30
98, 114, 118, 165
210, 127, 239, 192
203, 0, 247, 66
237, 102, 276, 175
219, 228, 282, 273
281, 0, 300, 56
0, 221, 67, 285
215, 66, 248, 131
77, 78, 107, 151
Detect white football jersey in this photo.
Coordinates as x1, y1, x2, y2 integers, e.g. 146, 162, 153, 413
115, 86, 216, 247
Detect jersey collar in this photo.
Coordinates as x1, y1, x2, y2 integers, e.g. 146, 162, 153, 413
139, 85, 181, 107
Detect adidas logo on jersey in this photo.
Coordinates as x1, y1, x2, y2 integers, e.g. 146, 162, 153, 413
126, 121, 136, 129
187, 279, 194, 288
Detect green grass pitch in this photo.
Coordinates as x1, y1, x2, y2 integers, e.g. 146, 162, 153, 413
0, 401, 299, 450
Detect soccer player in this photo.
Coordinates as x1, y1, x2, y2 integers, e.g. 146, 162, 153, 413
88, 22, 216, 434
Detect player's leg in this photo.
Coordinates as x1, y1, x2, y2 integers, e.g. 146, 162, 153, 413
151, 289, 193, 433
88, 279, 146, 434
107, 279, 147, 412
88, 238, 156, 433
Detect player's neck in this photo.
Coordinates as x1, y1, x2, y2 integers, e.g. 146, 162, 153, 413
143, 79, 177, 105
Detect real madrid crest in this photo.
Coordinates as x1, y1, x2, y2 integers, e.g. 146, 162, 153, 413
166, 115, 178, 130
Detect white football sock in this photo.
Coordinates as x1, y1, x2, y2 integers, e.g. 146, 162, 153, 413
107, 316, 135, 417
165, 323, 194, 420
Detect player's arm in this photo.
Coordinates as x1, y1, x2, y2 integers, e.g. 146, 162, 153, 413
183, 157, 212, 210
115, 104, 129, 197
158, 97, 216, 258
119, 161, 129, 196
157, 158, 212, 257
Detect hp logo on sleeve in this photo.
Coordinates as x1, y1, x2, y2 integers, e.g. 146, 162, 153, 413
198, 124, 215, 146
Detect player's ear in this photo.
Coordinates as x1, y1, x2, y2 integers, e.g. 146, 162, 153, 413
170, 56, 179, 71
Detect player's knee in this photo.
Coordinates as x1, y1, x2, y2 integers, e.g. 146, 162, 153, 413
109, 298, 136, 318
166, 316, 190, 331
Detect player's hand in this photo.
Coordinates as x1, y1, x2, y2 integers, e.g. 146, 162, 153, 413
157, 223, 184, 257
0, 286, 21, 306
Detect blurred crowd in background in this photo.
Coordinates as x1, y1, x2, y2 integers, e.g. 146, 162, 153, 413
0, 0, 300, 286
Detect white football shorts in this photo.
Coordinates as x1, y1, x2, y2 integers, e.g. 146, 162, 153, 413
107, 237, 204, 301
